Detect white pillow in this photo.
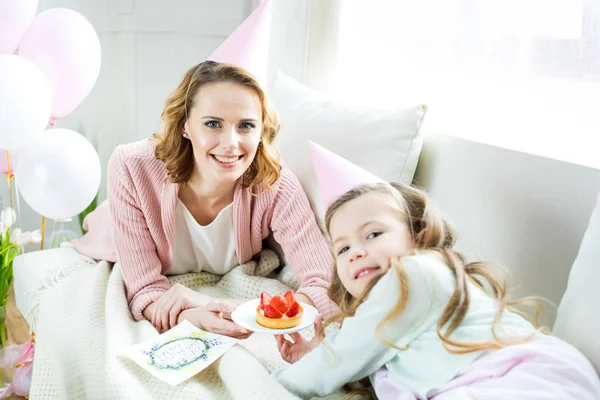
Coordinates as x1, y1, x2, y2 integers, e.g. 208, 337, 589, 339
268, 71, 427, 222
554, 189, 600, 374
13, 246, 87, 327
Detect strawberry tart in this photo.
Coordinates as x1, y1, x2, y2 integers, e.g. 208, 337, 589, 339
255, 290, 303, 329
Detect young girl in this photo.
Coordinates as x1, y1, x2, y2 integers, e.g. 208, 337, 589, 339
273, 182, 600, 399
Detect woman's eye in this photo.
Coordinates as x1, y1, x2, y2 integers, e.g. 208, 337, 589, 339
239, 122, 255, 130
205, 121, 221, 129
337, 246, 349, 255
367, 232, 382, 240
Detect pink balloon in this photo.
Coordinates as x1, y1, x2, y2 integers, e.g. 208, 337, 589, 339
0, 149, 17, 176
19, 8, 101, 119
0, 0, 38, 54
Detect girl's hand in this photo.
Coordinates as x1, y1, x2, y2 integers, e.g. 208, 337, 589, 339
275, 314, 323, 364
151, 283, 208, 332
218, 298, 248, 321
178, 300, 253, 340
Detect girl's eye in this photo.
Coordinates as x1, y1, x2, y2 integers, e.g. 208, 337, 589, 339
367, 232, 382, 240
205, 121, 221, 129
239, 122, 255, 131
337, 246, 349, 255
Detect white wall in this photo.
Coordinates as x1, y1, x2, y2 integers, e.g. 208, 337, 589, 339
5, 0, 310, 245
414, 134, 600, 328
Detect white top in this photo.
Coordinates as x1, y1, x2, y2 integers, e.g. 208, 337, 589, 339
274, 253, 536, 399
169, 200, 238, 275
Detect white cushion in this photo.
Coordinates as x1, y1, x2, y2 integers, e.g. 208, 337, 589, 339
554, 189, 600, 373
269, 71, 427, 222
13, 245, 85, 326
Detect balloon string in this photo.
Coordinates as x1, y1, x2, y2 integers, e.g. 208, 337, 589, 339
42, 116, 57, 249
14, 177, 21, 230
5, 150, 13, 210
40, 216, 46, 250
5, 150, 12, 180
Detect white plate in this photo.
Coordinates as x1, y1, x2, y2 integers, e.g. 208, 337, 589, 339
231, 298, 318, 335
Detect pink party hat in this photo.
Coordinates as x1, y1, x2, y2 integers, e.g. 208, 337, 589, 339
208, 0, 271, 85
309, 141, 384, 208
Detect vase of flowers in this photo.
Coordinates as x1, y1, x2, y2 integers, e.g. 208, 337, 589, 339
0, 207, 41, 388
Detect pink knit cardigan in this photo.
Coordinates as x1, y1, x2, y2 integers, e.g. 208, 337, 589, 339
72, 139, 337, 321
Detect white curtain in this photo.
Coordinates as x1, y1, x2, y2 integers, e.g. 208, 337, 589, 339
304, 0, 600, 168
266, 0, 311, 83
303, 0, 343, 91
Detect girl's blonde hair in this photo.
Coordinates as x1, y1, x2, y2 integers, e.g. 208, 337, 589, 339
323, 182, 544, 355
153, 61, 281, 191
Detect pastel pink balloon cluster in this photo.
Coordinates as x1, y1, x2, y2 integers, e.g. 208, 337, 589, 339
0, 0, 102, 153
0, 0, 101, 120
18, 7, 101, 120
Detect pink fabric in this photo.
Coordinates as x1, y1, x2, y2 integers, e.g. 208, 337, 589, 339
207, 0, 271, 85
0, 338, 35, 398
372, 334, 600, 400
71, 139, 337, 321
74, 200, 117, 261
309, 141, 384, 208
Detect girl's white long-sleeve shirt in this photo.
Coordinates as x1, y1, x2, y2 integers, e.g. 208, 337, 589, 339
273, 253, 536, 399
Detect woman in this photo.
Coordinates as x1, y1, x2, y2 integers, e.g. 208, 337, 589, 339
108, 60, 337, 337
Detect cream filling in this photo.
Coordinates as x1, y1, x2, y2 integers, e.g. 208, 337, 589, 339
258, 308, 296, 319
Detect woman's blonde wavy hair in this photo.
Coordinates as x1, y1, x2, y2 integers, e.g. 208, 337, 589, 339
323, 182, 546, 356
153, 61, 281, 191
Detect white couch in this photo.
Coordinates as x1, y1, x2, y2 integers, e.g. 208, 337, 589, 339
414, 134, 600, 328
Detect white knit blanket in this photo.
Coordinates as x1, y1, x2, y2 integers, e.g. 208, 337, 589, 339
27, 250, 347, 400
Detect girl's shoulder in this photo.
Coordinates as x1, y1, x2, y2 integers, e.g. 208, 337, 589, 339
402, 253, 454, 280
368, 253, 456, 302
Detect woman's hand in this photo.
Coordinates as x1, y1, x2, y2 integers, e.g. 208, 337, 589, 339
178, 300, 253, 340
150, 283, 209, 332
275, 314, 323, 364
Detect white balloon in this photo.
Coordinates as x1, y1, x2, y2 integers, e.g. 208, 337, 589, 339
16, 128, 101, 220
0, 54, 52, 151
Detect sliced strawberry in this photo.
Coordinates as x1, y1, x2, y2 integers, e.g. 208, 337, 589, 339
270, 295, 289, 314
260, 292, 272, 310
264, 304, 283, 318
284, 290, 295, 306
285, 301, 300, 317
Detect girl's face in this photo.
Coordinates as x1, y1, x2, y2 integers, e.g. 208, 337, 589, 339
329, 191, 414, 298
184, 81, 263, 186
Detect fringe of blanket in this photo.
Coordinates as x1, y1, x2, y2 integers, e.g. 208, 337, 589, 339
26, 254, 99, 333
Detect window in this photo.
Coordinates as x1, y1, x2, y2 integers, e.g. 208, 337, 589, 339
330, 0, 600, 168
